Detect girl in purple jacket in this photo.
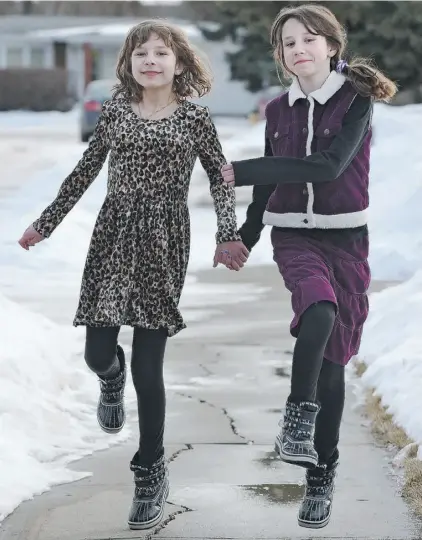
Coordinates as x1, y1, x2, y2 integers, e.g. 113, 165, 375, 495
220, 4, 396, 530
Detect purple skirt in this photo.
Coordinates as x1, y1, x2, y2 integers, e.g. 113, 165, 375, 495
271, 228, 371, 366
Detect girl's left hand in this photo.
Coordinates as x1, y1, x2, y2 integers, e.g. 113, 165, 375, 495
221, 163, 235, 186
213, 241, 249, 271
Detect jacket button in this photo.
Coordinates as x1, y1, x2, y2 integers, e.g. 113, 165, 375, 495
302, 127, 307, 134
274, 131, 279, 138
324, 128, 330, 135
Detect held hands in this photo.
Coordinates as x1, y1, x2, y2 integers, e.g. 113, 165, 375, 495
221, 163, 235, 187
18, 225, 44, 250
213, 241, 249, 271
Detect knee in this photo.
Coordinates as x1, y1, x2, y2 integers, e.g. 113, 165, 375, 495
304, 301, 336, 328
84, 341, 116, 376
314, 300, 336, 320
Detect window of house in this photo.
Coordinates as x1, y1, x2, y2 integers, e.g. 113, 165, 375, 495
7, 47, 23, 67
30, 47, 45, 68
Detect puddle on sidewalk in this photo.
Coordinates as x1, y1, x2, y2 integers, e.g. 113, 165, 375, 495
240, 483, 304, 506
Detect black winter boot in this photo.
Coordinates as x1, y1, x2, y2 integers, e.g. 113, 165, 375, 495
298, 452, 339, 529
97, 344, 126, 434
275, 400, 320, 469
128, 454, 169, 530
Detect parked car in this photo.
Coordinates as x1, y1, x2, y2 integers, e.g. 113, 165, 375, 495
80, 79, 115, 142
248, 85, 285, 123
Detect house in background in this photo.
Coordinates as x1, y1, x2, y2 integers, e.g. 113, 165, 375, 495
0, 15, 261, 116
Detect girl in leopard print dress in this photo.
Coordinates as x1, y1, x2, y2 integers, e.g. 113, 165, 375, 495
18, 20, 249, 531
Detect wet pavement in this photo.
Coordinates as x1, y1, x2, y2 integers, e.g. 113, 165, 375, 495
0, 265, 420, 539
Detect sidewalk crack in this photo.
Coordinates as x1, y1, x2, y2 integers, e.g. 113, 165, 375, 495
175, 391, 254, 444
145, 502, 193, 538
167, 444, 193, 465
199, 363, 214, 377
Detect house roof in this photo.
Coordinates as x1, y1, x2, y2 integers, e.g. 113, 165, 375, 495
0, 15, 204, 45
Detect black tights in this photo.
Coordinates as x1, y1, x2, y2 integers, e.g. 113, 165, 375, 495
84, 326, 167, 467
289, 301, 345, 464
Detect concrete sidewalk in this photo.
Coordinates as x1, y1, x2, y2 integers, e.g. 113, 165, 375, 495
1, 265, 420, 539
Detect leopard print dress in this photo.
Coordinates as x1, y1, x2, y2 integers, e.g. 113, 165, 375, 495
33, 97, 240, 336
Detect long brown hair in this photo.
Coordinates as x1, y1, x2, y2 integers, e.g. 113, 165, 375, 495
113, 19, 212, 102
271, 4, 397, 102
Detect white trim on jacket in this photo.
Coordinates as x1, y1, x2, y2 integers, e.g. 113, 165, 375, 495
263, 209, 368, 229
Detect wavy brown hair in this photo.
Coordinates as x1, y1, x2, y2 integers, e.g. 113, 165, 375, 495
113, 19, 212, 102
271, 4, 397, 102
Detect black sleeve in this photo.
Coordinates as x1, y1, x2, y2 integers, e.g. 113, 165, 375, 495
232, 94, 372, 187
238, 134, 276, 251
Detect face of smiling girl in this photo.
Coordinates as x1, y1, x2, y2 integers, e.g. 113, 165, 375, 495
131, 32, 182, 91
281, 17, 335, 81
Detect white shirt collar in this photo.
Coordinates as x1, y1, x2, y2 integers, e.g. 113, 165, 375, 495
288, 71, 346, 106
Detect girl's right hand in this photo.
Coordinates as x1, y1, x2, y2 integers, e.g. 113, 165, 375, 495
18, 225, 44, 250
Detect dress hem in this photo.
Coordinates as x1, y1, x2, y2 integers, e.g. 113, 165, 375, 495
73, 318, 186, 337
